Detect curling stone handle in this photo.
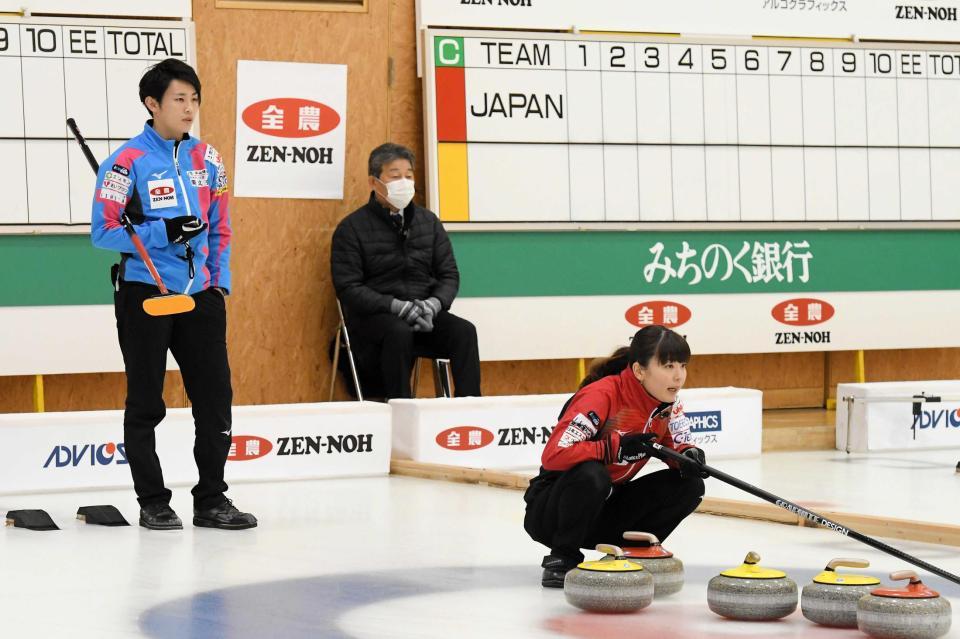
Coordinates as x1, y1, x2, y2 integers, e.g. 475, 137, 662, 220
744, 551, 761, 564
827, 558, 870, 570
596, 544, 625, 558
890, 570, 921, 584
623, 531, 660, 545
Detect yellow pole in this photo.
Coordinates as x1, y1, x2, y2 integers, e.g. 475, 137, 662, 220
32, 374, 45, 413
854, 350, 866, 383
577, 358, 586, 386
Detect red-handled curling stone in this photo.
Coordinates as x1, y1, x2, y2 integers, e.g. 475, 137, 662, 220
857, 570, 952, 639
610, 531, 684, 597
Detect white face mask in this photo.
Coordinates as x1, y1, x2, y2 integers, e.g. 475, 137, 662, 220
378, 177, 415, 211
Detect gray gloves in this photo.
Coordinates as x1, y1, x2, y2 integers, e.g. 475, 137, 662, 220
413, 297, 441, 332
390, 297, 441, 332
391, 298, 423, 325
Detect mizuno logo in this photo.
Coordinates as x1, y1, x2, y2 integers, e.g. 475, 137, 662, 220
152, 171, 168, 180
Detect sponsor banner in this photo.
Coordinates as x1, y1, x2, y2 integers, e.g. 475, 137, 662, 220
234, 60, 347, 199
837, 381, 960, 452
418, 1, 960, 42
391, 394, 568, 469
0, 402, 390, 494
452, 290, 960, 360
677, 388, 762, 459
390, 389, 760, 470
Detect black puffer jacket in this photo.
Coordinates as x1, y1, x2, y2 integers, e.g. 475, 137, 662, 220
331, 193, 460, 321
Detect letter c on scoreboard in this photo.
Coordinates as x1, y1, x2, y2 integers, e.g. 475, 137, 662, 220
438, 38, 462, 66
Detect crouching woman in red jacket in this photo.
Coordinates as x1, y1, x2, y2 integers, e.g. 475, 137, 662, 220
523, 325, 706, 587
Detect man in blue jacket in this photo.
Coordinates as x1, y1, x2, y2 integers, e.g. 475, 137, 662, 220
91, 58, 256, 531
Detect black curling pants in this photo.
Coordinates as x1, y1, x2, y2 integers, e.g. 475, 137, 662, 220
347, 310, 481, 399
523, 461, 705, 561
115, 283, 233, 510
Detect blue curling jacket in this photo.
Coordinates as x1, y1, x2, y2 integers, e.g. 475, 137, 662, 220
90, 121, 232, 294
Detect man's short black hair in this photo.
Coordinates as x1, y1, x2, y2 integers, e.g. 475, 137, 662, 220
368, 143, 416, 178
139, 58, 201, 115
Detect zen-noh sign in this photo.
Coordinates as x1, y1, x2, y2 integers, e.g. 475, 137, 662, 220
233, 60, 347, 199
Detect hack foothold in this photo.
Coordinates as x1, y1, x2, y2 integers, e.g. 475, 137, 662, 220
857, 571, 952, 639
707, 551, 798, 621
801, 557, 880, 628
563, 543, 654, 613
76, 505, 129, 527
5, 509, 59, 531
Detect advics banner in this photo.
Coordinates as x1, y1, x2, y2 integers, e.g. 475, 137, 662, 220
234, 60, 347, 199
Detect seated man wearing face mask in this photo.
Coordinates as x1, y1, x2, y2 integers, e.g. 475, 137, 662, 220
330, 142, 481, 399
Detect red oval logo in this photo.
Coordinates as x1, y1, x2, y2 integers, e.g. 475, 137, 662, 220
228, 435, 273, 461
242, 98, 341, 137
150, 186, 174, 196
435, 426, 494, 451
624, 301, 692, 328
771, 298, 835, 326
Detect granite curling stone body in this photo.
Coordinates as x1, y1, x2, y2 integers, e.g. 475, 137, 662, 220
857, 570, 952, 639
613, 531, 684, 597
564, 544, 654, 613
707, 551, 798, 620
801, 557, 881, 628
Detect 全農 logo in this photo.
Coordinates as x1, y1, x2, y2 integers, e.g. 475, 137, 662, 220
436, 426, 494, 450
242, 98, 341, 138
228, 435, 273, 461
625, 301, 691, 328
771, 298, 834, 326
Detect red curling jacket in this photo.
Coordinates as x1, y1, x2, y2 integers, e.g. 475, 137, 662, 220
539, 367, 696, 485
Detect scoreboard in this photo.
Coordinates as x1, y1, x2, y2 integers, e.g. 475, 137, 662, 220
0, 16, 195, 230
423, 31, 960, 225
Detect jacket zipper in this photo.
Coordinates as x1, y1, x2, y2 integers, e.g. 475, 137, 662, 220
173, 140, 195, 294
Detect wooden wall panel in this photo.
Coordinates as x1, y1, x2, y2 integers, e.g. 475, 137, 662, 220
686, 352, 825, 408
192, 0, 393, 404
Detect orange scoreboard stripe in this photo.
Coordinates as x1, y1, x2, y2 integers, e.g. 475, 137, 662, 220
438, 143, 469, 222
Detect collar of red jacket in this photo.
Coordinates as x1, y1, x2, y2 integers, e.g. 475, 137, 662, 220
617, 367, 674, 422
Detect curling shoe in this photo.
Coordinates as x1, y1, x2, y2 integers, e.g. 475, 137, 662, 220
193, 499, 258, 530
541, 554, 583, 588
139, 503, 183, 530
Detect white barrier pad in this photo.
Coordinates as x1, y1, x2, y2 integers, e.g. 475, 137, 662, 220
390, 387, 761, 470
0, 402, 391, 495
837, 380, 960, 452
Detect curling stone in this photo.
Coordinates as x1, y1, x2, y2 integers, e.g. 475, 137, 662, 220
609, 531, 684, 597
857, 570, 952, 639
564, 544, 654, 613
707, 551, 798, 620
801, 557, 880, 628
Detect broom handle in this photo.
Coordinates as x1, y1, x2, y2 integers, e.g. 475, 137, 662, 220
67, 118, 169, 295
648, 441, 960, 586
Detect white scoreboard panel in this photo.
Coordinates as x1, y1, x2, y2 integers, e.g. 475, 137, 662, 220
424, 30, 960, 224
0, 16, 195, 231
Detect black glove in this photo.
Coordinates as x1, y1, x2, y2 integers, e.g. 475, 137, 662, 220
680, 447, 708, 479
164, 215, 207, 244
616, 432, 658, 463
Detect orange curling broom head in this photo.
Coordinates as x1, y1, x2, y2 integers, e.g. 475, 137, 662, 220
142, 293, 195, 316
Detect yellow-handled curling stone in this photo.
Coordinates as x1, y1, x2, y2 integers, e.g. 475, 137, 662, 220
564, 544, 654, 613
603, 531, 684, 597
707, 551, 798, 620
801, 557, 881, 628
857, 570, 952, 639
